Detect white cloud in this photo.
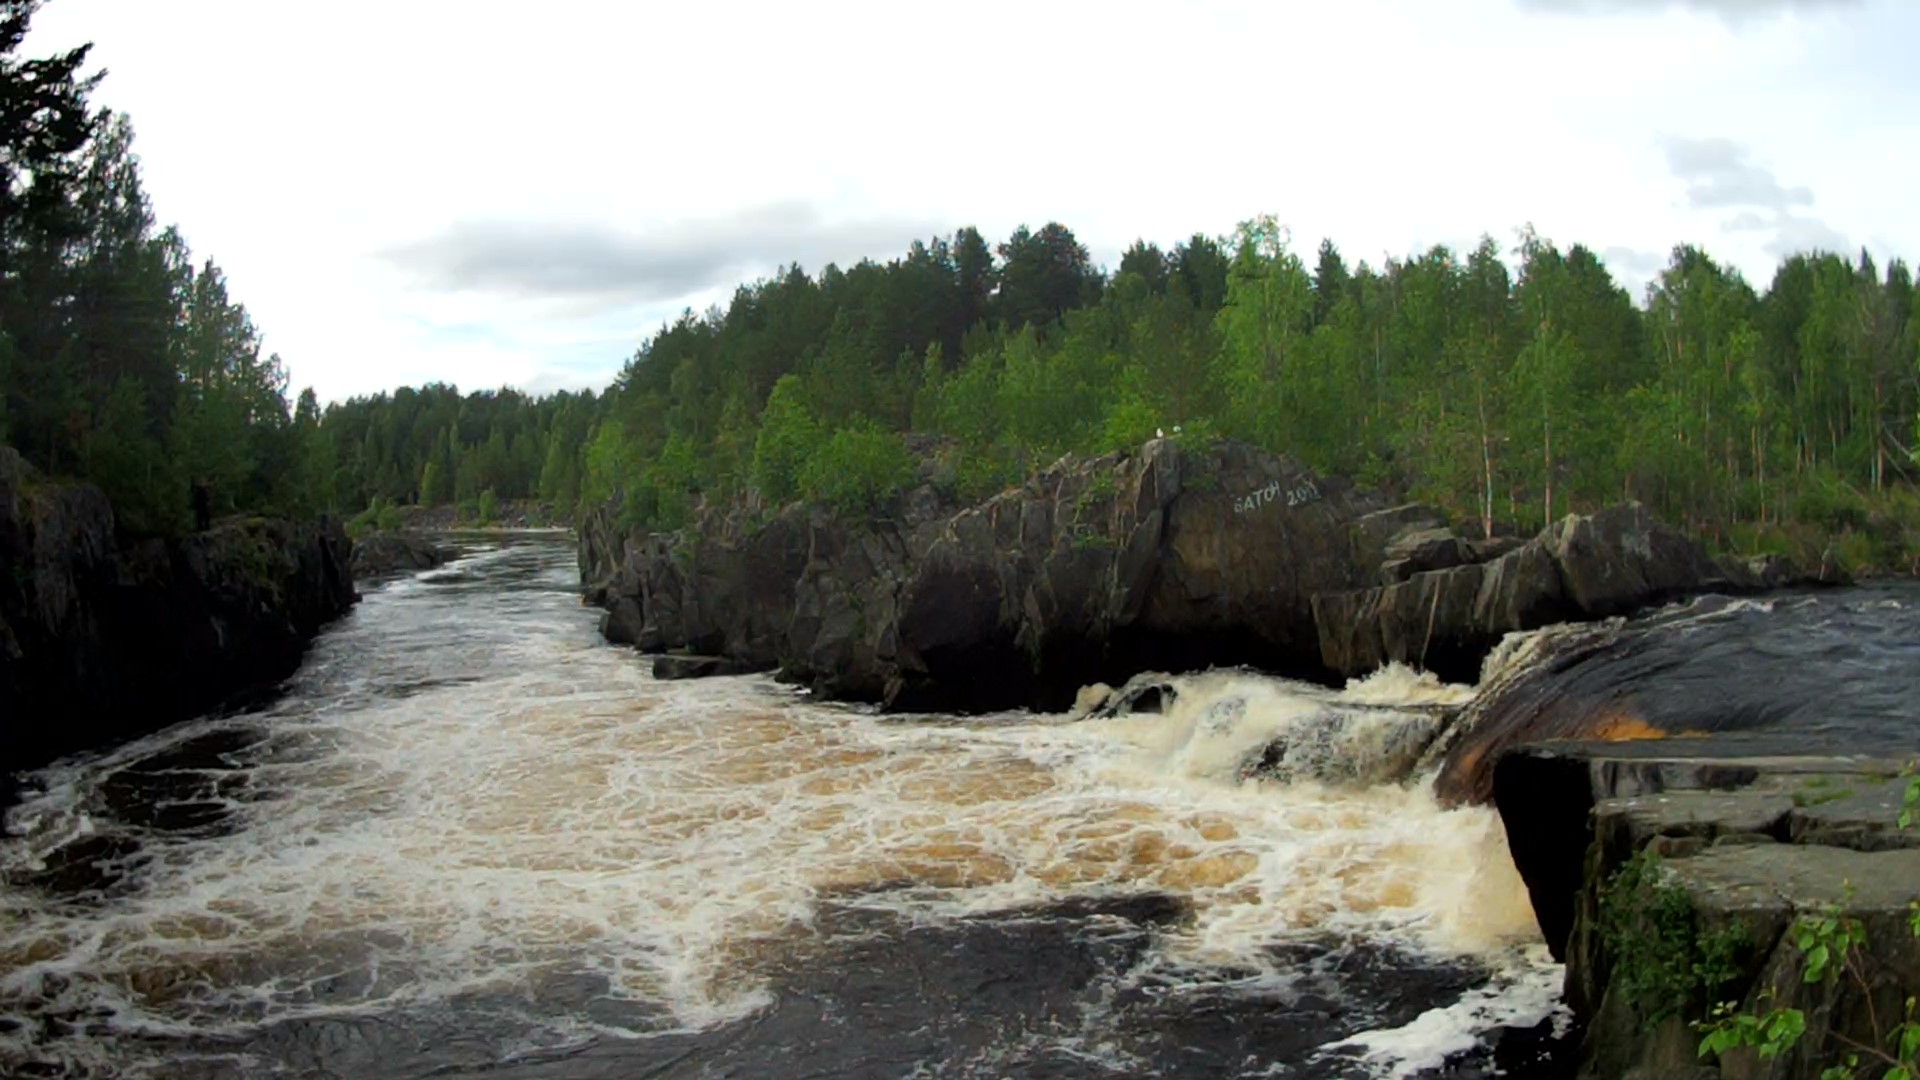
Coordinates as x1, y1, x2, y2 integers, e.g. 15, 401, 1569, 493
23, 0, 1920, 401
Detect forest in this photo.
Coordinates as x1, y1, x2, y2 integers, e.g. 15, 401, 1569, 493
6, 0, 1918, 570
551, 214, 1919, 572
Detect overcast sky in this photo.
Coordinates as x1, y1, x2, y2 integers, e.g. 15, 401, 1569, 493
27, 0, 1920, 403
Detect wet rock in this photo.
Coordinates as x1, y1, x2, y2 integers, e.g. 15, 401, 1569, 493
1313, 539, 1569, 685
651, 654, 759, 680
1379, 526, 1475, 584
1079, 671, 1180, 720
599, 597, 644, 647
0, 447, 356, 801
1317, 503, 1836, 685
1240, 706, 1447, 788
350, 533, 456, 578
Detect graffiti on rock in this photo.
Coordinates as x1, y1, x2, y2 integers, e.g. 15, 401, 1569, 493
1233, 478, 1320, 515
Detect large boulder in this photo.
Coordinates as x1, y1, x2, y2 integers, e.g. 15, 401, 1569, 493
885, 439, 1399, 710
0, 448, 356, 801
350, 532, 457, 578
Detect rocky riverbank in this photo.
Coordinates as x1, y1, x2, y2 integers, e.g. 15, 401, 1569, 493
0, 447, 357, 803
580, 437, 1834, 712
1492, 739, 1920, 1079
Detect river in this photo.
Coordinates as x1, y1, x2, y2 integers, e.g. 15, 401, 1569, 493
1, 535, 1572, 1077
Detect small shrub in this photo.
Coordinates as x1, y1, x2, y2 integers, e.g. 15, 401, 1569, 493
1601, 848, 1748, 1024
797, 421, 916, 516
955, 447, 1021, 504
1790, 475, 1870, 533
1076, 471, 1118, 512
348, 496, 402, 538
1831, 530, 1875, 576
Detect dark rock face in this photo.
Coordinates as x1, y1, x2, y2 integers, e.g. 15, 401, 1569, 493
1313, 502, 1796, 684
1431, 585, 1918, 808
350, 532, 456, 578
582, 441, 1828, 714
0, 447, 356, 798
582, 440, 1418, 710
1489, 741, 1920, 1079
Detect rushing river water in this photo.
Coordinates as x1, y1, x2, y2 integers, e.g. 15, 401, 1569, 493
1, 536, 1569, 1078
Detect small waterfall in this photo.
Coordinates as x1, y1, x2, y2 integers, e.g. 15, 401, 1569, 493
1076, 664, 1473, 789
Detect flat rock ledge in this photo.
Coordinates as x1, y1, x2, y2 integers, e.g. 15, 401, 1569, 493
1492, 738, 1920, 1079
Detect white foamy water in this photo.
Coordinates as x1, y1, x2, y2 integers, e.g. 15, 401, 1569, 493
0, 538, 1557, 1077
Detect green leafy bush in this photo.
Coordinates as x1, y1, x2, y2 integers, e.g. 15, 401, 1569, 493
797, 421, 916, 516
347, 496, 402, 538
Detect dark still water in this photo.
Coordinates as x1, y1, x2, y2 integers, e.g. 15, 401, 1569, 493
5, 536, 1573, 1078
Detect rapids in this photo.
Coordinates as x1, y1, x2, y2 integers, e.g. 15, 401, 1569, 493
0, 536, 1564, 1078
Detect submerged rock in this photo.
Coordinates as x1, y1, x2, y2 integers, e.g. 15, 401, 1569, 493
1077, 671, 1180, 720
651, 653, 761, 680
0, 447, 356, 799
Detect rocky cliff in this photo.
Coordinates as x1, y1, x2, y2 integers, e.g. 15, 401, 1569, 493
0, 447, 356, 800
580, 438, 1818, 712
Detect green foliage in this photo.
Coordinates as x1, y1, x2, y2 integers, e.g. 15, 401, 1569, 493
752, 375, 823, 505
796, 421, 915, 516
347, 496, 402, 538
84, 376, 183, 535
1601, 849, 1748, 1024
476, 487, 499, 525
1698, 998, 1807, 1061
953, 447, 1021, 503
1794, 899, 1867, 985
0, 19, 336, 532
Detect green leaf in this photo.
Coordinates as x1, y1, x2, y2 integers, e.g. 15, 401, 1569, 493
1806, 943, 1831, 981
1764, 1008, 1807, 1055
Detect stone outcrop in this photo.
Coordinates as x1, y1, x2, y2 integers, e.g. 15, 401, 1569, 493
1490, 739, 1920, 1079
1314, 502, 1830, 684
582, 440, 1831, 713
583, 439, 1421, 710
350, 532, 457, 578
0, 447, 356, 801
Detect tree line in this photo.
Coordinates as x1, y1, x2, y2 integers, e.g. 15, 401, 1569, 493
1, 1, 324, 533
566, 213, 1917, 569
